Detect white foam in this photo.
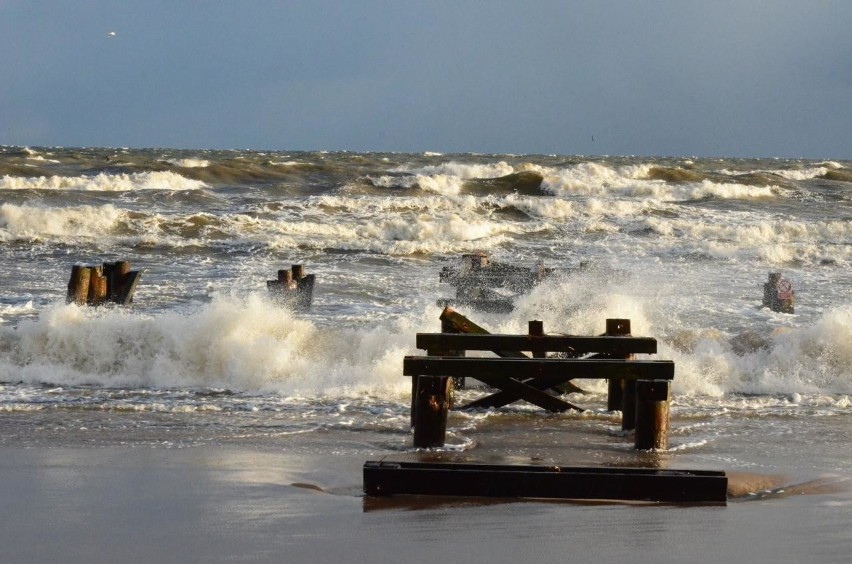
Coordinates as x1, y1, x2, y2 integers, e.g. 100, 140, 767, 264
0, 203, 126, 241
0, 294, 420, 397
162, 158, 210, 168
0, 171, 206, 191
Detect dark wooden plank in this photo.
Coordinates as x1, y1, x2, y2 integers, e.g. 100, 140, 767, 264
464, 375, 583, 411
469, 374, 582, 412
363, 460, 728, 504
438, 307, 528, 359
403, 356, 674, 382
415, 333, 657, 355
117, 270, 141, 305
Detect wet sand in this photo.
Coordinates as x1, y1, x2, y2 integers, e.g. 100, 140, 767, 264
2, 445, 850, 564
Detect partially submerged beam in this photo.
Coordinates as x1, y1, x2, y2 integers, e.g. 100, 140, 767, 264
363, 460, 728, 504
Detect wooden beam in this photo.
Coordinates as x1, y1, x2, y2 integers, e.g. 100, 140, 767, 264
469, 374, 583, 412
363, 460, 728, 504
403, 356, 674, 382
415, 333, 657, 355
437, 308, 529, 359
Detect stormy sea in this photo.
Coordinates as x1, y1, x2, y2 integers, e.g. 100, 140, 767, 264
1, 146, 850, 563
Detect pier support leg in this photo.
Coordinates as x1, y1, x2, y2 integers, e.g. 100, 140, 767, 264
605, 319, 632, 412
622, 380, 637, 432
634, 380, 670, 450
413, 376, 452, 449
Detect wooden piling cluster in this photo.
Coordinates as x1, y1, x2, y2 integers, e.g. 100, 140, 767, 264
267, 264, 315, 311
406, 308, 673, 451
762, 272, 794, 313
437, 252, 552, 313
66, 261, 141, 306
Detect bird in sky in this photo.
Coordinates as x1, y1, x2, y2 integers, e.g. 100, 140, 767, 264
107, 31, 117, 38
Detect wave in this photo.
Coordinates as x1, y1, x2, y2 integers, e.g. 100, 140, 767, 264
0, 171, 206, 191
0, 295, 417, 397
2, 293, 847, 399
0, 203, 127, 241
661, 305, 852, 396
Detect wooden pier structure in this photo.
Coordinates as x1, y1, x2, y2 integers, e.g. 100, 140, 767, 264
66, 260, 141, 306
362, 308, 725, 505
406, 308, 673, 451
437, 252, 553, 313
267, 264, 315, 311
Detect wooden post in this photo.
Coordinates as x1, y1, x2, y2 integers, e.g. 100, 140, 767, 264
278, 269, 296, 289
109, 261, 131, 302
440, 316, 465, 390
529, 320, 545, 359
635, 380, 670, 450
605, 318, 631, 412
87, 267, 108, 306
412, 376, 452, 448
67, 265, 91, 305
292, 264, 305, 280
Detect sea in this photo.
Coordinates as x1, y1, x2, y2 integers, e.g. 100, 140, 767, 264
0, 146, 850, 561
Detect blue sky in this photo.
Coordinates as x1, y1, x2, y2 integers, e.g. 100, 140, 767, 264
2, 1, 851, 158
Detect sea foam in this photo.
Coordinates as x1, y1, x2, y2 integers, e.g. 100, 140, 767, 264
0, 171, 206, 191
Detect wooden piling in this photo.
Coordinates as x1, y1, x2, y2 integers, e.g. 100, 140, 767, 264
87, 267, 108, 306
66, 260, 141, 306
605, 318, 632, 413
268, 264, 314, 310
634, 380, 670, 450
412, 376, 452, 449
529, 320, 545, 358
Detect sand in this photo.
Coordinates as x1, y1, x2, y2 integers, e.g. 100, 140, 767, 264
2, 445, 850, 564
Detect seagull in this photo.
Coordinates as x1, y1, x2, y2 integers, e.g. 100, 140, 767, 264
107, 31, 117, 38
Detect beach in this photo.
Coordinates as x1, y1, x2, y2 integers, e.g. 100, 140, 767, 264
2, 397, 851, 564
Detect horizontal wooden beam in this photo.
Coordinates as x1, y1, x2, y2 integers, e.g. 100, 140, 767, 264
403, 356, 674, 381
364, 460, 727, 504
416, 333, 657, 354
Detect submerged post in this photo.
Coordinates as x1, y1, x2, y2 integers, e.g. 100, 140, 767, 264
635, 380, 670, 450
412, 376, 452, 449
67, 264, 91, 305
605, 318, 632, 413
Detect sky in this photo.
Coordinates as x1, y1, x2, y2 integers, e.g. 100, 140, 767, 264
2, 1, 851, 159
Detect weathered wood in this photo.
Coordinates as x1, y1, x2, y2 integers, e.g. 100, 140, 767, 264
87, 268, 108, 306
295, 273, 315, 309
363, 460, 728, 504
412, 376, 452, 448
277, 269, 295, 285
411, 314, 466, 427
463, 373, 583, 412
117, 270, 141, 305
404, 357, 671, 412
403, 357, 674, 382
622, 380, 637, 431
268, 267, 314, 311
635, 380, 670, 450
66, 264, 91, 305
605, 318, 633, 412
415, 333, 657, 355
437, 308, 529, 359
